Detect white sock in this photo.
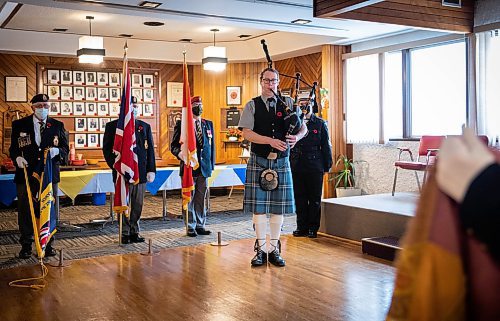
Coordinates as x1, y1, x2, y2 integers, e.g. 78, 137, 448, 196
269, 214, 284, 252
253, 214, 268, 252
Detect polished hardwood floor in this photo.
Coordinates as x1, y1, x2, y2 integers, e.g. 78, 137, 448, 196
0, 235, 395, 321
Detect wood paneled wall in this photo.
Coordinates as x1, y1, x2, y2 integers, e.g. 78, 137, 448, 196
315, 0, 474, 33
0, 51, 336, 169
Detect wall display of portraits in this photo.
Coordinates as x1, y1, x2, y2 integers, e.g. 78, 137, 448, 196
43, 68, 157, 150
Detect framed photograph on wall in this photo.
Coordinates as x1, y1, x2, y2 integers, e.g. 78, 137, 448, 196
167, 82, 183, 107
132, 88, 143, 102
109, 87, 119, 101
47, 85, 60, 100
88, 133, 99, 147
75, 118, 86, 132
86, 87, 97, 101
97, 72, 108, 86
132, 74, 142, 87
5, 76, 28, 102
86, 102, 97, 116
143, 88, 153, 102
73, 71, 84, 85
61, 102, 73, 115
143, 74, 154, 88
226, 86, 242, 105
97, 102, 108, 116
87, 117, 99, 132
75, 133, 87, 148
85, 72, 97, 85
143, 103, 153, 116
109, 103, 120, 116
61, 70, 72, 85
74, 87, 85, 101
49, 102, 60, 116
73, 102, 85, 115
98, 87, 108, 101
61, 86, 73, 100
100, 118, 110, 131
109, 72, 120, 87
135, 104, 143, 117
47, 70, 60, 84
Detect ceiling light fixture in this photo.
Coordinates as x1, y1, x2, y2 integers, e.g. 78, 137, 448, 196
77, 16, 105, 64
202, 29, 227, 72
138, 1, 162, 8
291, 19, 312, 25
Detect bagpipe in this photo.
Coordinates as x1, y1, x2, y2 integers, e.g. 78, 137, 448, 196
260, 39, 319, 135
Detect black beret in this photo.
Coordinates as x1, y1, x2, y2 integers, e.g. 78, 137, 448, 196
131, 96, 138, 104
30, 94, 49, 104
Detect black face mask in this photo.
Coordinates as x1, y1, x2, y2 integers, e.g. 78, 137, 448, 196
192, 105, 203, 116
300, 103, 311, 115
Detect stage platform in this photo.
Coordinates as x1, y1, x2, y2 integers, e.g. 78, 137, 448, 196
320, 192, 418, 241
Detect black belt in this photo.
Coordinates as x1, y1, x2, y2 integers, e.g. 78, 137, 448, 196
252, 151, 288, 159
293, 146, 321, 153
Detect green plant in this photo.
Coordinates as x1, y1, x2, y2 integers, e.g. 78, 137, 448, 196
333, 155, 356, 188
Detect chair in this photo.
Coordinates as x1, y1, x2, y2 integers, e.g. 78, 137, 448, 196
392, 135, 445, 196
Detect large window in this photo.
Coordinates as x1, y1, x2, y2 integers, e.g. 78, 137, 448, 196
345, 54, 380, 143
344, 39, 467, 142
477, 31, 500, 141
410, 41, 466, 136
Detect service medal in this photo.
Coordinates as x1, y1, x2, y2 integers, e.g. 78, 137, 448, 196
53, 136, 59, 146
144, 141, 148, 149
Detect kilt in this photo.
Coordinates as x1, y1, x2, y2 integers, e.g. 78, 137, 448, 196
243, 152, 296, 215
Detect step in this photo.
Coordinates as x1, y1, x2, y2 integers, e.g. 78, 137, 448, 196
361, 236, 401, 261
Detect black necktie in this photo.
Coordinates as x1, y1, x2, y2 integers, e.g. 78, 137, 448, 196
39, 121, 46, 137
267, 98, 276, 115
196, 120, 203, 146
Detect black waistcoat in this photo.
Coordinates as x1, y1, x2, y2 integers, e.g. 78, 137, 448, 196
250, 97, 289, 158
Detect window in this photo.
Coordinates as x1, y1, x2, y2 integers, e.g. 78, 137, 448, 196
383, 51, 403, 141
477, 31, 500, 141
410, 41, 466, 136
345, 54, 380, 143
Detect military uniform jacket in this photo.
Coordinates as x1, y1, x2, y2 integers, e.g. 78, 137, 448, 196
171, 119, 215, 178
10, 115, 68, 184
290, 114, 332, 173
102, 119, 156, 184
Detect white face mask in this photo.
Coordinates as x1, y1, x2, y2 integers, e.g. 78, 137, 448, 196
132, 107, 138, 119
35, 108, 49, 120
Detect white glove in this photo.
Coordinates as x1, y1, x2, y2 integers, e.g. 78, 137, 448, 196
147, 172, 155, 183
436, 128, 495, 202
49, 147, 59, 159
16, 157, 28, 169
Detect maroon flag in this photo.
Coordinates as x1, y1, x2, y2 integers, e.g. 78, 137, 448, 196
179, 62, 199, 210
112, 44, 139, 213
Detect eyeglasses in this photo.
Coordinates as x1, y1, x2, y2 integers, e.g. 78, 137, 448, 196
262, 78, 279, 84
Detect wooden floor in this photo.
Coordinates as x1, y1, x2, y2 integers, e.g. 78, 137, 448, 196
0, 235, 395, 321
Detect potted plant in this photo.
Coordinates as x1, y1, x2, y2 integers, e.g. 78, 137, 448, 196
226, 128, 242, 142
333, 155, 362, 197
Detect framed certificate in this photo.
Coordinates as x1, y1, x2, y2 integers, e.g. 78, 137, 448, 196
167, 82, 183, 107
226, 86, 242, 105
5, 76, 28, 102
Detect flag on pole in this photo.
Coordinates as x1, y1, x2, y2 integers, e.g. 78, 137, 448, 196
112, 43, 139, 213
178, 61, 199, 210
34, 151, 57, 259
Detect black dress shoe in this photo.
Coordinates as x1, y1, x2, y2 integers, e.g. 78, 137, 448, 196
251, 240, 267, 267
121, 235, 130, 244
308, 230, 318, 238
45, 247, 57, 257
268, 240, 285, 267
195, 228, 211, 235
187, 230, 198, 237
293, 230, 308, 237
18, 247, 32, 259
130, 234, 145, 243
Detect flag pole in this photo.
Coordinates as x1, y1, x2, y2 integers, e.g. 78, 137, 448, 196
182, 50, 189, 235
118, 41, 129, 246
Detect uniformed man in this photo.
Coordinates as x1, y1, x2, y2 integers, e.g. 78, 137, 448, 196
290, 97, 332, 238
10, 93, 69, 259
102, 96, 156, 244
171, 96, 215, 237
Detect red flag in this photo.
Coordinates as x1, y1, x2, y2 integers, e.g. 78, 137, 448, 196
179, 62, 199, 210
112, 45, 139, 213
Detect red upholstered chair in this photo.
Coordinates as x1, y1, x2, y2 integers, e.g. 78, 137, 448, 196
392, 135, 445, 196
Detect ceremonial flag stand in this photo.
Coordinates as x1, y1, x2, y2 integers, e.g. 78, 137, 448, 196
9, 151, 57, 288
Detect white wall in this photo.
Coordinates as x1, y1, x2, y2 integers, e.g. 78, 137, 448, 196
353, 141, 423, 195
